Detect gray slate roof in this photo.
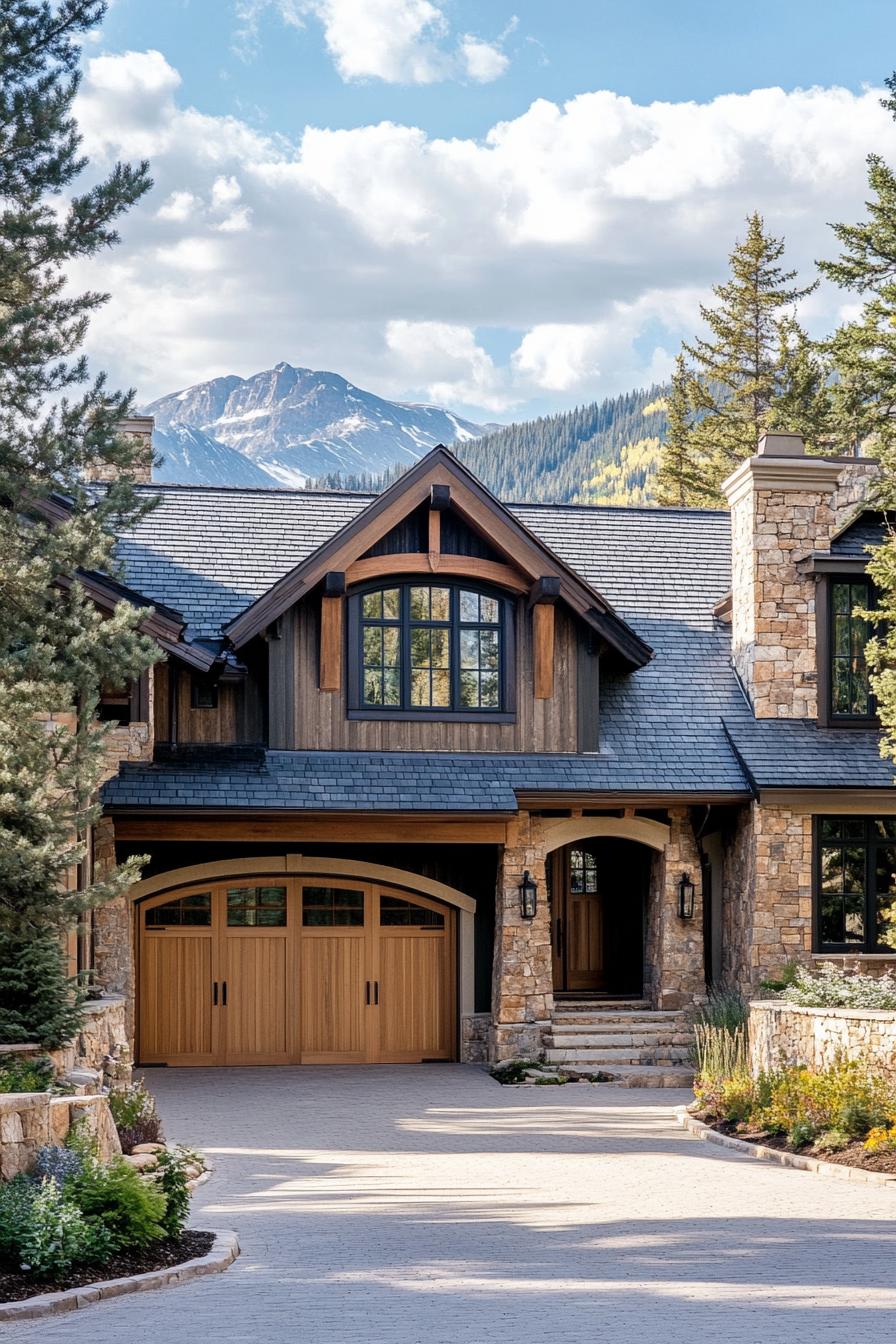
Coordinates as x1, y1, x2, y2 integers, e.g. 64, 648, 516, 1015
103, 482, 888, 808
723, 718, 894, 790
830, 511, 886, 558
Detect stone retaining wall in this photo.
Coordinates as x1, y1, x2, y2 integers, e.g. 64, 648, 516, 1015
461, 1013, 491, 1063
749, 999, 896, 1081
0, 1092, 121, 1180
47, 995, 130, 1082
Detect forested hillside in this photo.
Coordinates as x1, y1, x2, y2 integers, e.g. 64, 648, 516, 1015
310, 385, 669, 503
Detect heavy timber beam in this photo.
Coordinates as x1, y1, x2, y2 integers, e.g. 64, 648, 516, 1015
531, 576, 560, 700
345, 553, 528, 592
320, 580, 344, 691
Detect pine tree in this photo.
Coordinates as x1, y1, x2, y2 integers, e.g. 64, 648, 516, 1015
654, 355, 715, 506
0, 3, 158, 1043
679, 213, 820, 503
819, 72, 896, 764
767, 317, 834, 452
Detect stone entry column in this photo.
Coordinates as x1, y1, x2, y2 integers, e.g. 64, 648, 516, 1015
645, 808, 706, 1010
490, 813, 553, 1061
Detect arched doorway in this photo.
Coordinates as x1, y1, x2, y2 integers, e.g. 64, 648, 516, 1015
134, 860, 469, 1065
548, 840, 651, 997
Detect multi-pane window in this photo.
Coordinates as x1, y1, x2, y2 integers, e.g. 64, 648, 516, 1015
816, 818, 896, 951
570, 849, 598, 894
145, 893, 211, 927
356, 583, 506, 713
302, 886, 364, 927
226, 886, 287, 927
830, 580, 872, 718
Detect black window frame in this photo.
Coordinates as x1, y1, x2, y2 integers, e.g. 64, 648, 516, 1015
190, 674, 219, 710
816, 573, 877, 728
346, 579, 516, 722
813, 815, 896, 953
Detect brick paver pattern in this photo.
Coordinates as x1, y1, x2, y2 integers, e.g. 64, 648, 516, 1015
4, 1066, 896, 1343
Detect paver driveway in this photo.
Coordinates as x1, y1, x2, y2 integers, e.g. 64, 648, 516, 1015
4, 1065, 896, 1344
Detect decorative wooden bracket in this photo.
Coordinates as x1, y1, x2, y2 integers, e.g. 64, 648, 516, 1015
530, 577, 560, 701
320, 571, 345, 691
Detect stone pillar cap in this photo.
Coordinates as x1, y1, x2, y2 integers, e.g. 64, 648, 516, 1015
757, 431, 805, 457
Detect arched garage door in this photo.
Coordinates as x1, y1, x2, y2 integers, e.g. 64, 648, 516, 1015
138, 877, 455, 1065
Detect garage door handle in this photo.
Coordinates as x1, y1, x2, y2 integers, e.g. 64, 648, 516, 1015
374, 980, 379, 1005
212, 981, 218, 1006
365, 980, 370, 1005
222, 981, 227, 1007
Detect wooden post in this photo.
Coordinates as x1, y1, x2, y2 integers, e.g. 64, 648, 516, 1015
530, 577, 560, 701
533, 603, 555, 700
320, 572, 345, 692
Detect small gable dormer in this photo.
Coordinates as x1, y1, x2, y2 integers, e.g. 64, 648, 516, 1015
224, 447, 650, 755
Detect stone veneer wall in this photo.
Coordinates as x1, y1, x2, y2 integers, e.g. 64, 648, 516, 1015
722, 802, 813, 992
461, 1013, 492, 1064
490, 813, 553, 1061
750, 999, 896, 1082
644, 808, 706, 1010
724, 453, 878, 720
91, 818, 137, 1039
47, 996, 129, 1079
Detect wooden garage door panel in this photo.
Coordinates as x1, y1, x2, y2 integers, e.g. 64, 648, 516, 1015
223, 937, 289, 1063
300, 935, 367, 1061
140, 935, 213, 1063
378, 933, 450, 1061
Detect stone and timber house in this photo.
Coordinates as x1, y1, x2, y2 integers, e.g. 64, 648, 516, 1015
63, 429, 895, 1071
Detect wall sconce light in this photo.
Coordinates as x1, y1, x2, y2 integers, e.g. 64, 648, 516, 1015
678, 872, 696, 920
519, 870, 538, 920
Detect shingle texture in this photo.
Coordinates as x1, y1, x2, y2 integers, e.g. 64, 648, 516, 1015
830, 511, 886, 557
723, 718, 894, 790
103, 483, 887, 809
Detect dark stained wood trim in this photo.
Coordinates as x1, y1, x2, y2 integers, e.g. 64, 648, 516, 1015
528, 576, 561, 609
430, 483, 451, 511
517, 790, 754, 809
111, 814, 510, 844
324, 571, 346, 597
345, 553, 528, 593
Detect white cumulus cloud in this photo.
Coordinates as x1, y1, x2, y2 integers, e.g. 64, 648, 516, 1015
70, 50, 896, 419
234, 0, 512, 84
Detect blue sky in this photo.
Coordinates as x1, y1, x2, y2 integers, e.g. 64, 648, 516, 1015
74, 0, 896, 421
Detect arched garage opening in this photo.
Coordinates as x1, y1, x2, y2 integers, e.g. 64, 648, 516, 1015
131, 857, 475, 1067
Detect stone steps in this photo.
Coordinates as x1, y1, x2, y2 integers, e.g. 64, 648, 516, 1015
544, 1004, 695, 1087
546, 1045, 693, 1065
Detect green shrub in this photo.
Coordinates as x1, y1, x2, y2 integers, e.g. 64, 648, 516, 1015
758, 959, 800, 993
65, 1155, 167, 1251
154, 1147, 192, 1239
815, 1128, 850, 1153
755, 1058, 894, 1144
18, 1178, 112, 1278
719, 1075, 755, 1124
0, 1175, 39, 1259
0, 1054, 54, 1094
694, 986, 749, 1033
108, 1079, 164, 1153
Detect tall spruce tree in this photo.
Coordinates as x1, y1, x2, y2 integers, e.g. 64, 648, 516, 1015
658, 213, 822, 506
654, 354, 714, 506
819, 73, 896, 764
0, 2, 157, 1044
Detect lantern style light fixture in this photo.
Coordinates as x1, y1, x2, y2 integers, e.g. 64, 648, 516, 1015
519, 870, 538, 920
678, 872, 696, 920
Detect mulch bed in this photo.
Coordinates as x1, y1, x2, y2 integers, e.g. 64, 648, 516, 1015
0, 1230, 215, 1304
706, 1118, 896, 1174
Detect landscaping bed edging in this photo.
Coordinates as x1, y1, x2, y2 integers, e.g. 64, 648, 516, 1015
674, 1106, 896, 1187
749, 999, 896, 1081
0, 1229, 239, 1322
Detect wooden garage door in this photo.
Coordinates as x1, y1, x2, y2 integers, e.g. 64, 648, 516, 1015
138, 879, 454, 1065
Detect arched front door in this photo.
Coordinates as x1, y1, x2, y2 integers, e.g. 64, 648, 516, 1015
549, 840, 647, 996
138, 877, 455, 1065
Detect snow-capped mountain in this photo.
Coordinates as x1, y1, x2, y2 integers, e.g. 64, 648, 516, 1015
144, 362, 489, 488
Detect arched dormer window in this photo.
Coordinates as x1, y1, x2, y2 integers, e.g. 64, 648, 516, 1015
346, 581, 514, 720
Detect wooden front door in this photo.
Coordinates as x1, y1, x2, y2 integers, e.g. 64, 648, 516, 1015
138, 878, 454, 1065
551, 843, 645, 995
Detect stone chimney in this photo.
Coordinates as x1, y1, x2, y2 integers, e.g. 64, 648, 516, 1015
721, 433, 876, 719
85, 415, 155, 484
